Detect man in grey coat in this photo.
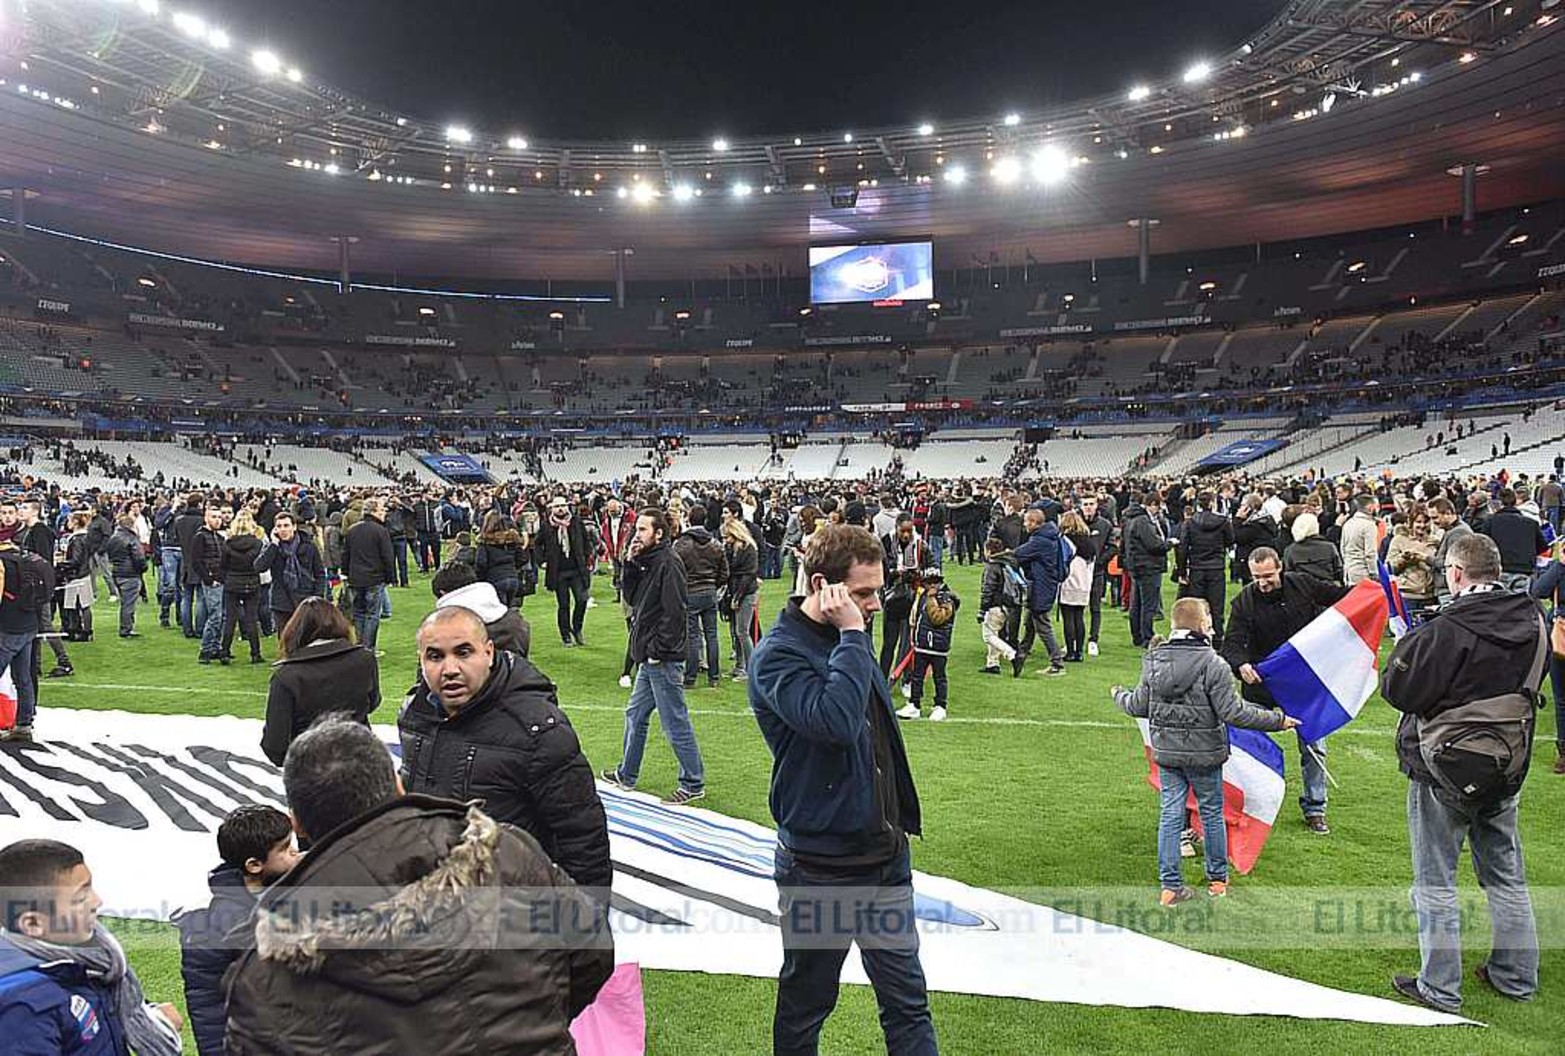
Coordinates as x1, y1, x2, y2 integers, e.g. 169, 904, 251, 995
1339, 494, 1380, 584
1114, 597, 1299, 904
1425, 497, 1472, 604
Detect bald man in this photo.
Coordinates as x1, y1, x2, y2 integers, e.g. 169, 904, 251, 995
397, 607, 611, 892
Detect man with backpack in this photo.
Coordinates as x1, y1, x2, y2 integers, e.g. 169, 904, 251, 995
0, 533, 53, 742
1381, 533, 1542, 1012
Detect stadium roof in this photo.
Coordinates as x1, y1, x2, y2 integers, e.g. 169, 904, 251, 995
0, 0, 1561, 279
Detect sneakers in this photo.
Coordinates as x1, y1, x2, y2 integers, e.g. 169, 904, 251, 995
573, 632, 586, 647
730, 670, 747, 682
929, 706, 947, 723
600, 768, 634, 791
47, 665, 74, 678
0, 726, 34, 744
1305, 816, 1331, 835
1159, 887, 1195, 907
1087, 641, 1100, 658
900, 682, 913, 699
1207, 880, 1228, 899
896, 703, 922, 720
1391, 974, 1456, 1013
1043, 663, 1066, 677
618, 674, 633, 689
979, 666, 1002, 676
662, 786, 706, 806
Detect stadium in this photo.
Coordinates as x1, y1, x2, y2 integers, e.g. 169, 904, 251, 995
0, 0, 1562, 1051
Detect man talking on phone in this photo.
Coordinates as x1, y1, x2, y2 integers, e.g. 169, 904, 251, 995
748, 524, 936, 1056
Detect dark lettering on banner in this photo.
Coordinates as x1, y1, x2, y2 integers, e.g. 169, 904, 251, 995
187, 747, 285, 804
127, 745, 263, 807
50, 742, 220, 832
610, 892, 689, 928
0, 749, 75, 820
1, 743, 150, 829
613, 860, 780, 926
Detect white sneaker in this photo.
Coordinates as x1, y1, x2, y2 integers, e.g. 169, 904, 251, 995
901, 682, 913, 699
895, 703, 921, 720
586, 597, 598, 608
1087, 641, 1100, 658
618, 674, 633, 689
929, 706, 947, 722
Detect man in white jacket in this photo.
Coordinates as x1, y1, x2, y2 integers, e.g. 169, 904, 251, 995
1339, 494, 1380, 584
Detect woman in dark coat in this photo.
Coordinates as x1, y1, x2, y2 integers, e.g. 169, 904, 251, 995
220, 513, 266, 664
261, 599, 381, 766
474, 510, 531, 609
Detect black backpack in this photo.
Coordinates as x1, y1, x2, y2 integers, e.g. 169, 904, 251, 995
1417, 612, 1548, 805
0, 546, 55, 618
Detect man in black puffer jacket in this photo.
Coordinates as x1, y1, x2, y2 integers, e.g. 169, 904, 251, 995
104, 514, 149, 637
1479, 487, 1548, 591
400, 607, 611, 892
673, 507, 729, 689
1173, 491, 1234, 649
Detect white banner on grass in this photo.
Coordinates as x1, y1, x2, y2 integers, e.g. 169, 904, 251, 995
0, 709, 1465, 1027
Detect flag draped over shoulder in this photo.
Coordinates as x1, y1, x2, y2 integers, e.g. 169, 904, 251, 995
1136, 720, 1286, 874
1255, 580, 1388, 744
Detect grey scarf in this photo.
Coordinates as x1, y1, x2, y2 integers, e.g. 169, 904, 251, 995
5, 924, 182, 1056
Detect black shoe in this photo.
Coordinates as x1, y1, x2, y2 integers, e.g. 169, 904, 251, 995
573, 632, 586, 647
119, 632, 140, 639
561, 638, 576, 648
219, 655, 233, 666
159, 618, 171, 628
198, 655, 214, 665
47, 665, 74, 678
682, 681, 697, 690
1391, 975, 1457, 1013
250, 654, 266, 664
980, 666, 1002, 675
1011, 655, 1027, 678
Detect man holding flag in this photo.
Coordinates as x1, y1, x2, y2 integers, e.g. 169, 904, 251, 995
1221, 547, 1349, 833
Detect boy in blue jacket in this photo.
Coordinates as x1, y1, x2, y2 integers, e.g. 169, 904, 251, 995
0, 839, 184, 1055
176, 805, 299, 1056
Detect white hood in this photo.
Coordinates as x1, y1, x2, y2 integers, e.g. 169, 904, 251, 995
435, 581, 507, 623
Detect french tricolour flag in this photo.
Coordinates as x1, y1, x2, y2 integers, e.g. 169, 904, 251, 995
1255, 580, 1389, 745
0, 668, 16, 730
1377, 559, 1411, 638
1137, 720, 1286, 875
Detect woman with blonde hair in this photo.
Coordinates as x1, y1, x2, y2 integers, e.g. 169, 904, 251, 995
721, 517, 760, 679
1057, 510, 1097, 662
219, 508, 267, 664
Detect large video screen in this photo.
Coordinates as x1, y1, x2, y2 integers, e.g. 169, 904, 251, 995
810, 241, 934, 304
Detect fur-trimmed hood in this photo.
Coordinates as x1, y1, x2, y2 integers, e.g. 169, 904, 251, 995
253, 798, 504, 999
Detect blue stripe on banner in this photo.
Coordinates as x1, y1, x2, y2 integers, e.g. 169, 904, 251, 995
1254, 642, 1354, 744
1229, 725, 1286, 778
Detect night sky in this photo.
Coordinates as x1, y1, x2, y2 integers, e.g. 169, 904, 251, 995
196, 0, 1278, 140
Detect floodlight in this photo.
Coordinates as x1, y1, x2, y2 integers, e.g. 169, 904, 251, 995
1182, 61, 1212, 83
1031, 145, 1069, 186
446, 125, 473, 144
992, 157, 1022, 184
506, 135, 528, 150
251, 50, 281, 76
1003, 112, 1021, 126
672, 184, 695, 202
712, 137, 730, 152
944, 164, 967, 185
917, 122, 934, 136
1127, 85, 1151, 102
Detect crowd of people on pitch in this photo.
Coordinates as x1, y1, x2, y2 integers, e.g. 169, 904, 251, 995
2, 457, 1560, 1045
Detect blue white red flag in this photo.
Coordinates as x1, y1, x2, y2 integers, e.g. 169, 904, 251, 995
1377, 560, 1411, 638
1136, 720, 1287, 875
1255, 579, 1388, 743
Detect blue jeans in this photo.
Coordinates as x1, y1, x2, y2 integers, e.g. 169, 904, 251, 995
773, 842, 937, 1056
1407, 781, 1538, 1009
417, 531, 442, 571
686, 590, 720, 684
1129, 571, 1162, 645
1158, 765, 1226, 888
927, 533, 945, 570
0, 632, 37, 728
353, 584, 384, 651
1297, 735, 1328, 818
196, 584, 225, 657
391, 537, 410, 587
157, 548, 183, 622
617, 660, 704, 792
380, 585, 392, 619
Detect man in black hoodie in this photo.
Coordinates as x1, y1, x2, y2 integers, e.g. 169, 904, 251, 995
1381, 532, 1541, 1012
1174, 491, 1235, 650
673, 504, 729, 690
1479, 487, 1547, 592
604, 507, 707, 805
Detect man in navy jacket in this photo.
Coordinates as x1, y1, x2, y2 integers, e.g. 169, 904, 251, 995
748, 524, 936, 1056
1013, 508, 1068, 677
